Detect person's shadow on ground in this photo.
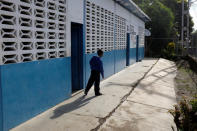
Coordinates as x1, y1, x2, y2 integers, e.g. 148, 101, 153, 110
50, 95, 96, 119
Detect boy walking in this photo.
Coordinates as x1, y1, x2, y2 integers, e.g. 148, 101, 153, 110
84, 49, 104, 96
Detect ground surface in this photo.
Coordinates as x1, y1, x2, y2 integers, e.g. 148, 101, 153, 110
99, 59, 177, 131
11, 58, 177, 131
174, 60, 197, 102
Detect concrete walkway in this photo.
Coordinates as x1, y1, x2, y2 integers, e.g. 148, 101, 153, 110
99, 59, 177, 131
11, 58, 177, 131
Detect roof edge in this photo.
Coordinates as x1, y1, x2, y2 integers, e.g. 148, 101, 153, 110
114, 0, 151, 22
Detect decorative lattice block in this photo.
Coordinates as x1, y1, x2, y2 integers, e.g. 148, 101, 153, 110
0, 0, 67, 65
86, 1, 114, 54
138, 26, 145, 46
115, 15, 126, 50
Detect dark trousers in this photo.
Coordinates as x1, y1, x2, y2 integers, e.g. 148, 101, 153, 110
85, 70, 100, 95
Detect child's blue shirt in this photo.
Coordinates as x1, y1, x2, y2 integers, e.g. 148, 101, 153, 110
89, 56, 104, 77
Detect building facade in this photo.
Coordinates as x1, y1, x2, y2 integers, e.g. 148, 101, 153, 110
0, 0, 149, 130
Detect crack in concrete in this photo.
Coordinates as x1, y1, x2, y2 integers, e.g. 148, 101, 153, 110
90, 59, 159, 131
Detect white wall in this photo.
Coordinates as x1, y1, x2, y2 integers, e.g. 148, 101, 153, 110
67, 0, 84, 24
66, 0, 146, 55
114, 2, 145, 48
88, 0, 115, 13
114, 2, 145, 35
67, 0, 84, 56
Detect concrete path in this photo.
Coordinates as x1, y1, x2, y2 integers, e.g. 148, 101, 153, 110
99, 59, 177, 131
11, 58, 177, 131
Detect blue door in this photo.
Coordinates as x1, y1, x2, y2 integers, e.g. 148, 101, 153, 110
126, 33, 130, 66
71, 23, 83, 92
136, 35, 139, 62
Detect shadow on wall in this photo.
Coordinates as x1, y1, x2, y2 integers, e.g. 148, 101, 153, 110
50, 95, 96, 119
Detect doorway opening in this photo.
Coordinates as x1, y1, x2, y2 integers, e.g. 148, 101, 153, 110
71, 22, 83, 93
136, 35, 139, 62
126, 33, 130, 66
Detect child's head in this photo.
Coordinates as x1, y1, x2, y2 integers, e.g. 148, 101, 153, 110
97, 49, 104, 57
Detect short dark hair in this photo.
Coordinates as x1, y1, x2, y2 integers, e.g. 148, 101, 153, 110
97, 49, 103, 56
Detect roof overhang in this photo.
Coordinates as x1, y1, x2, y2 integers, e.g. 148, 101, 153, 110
114, 0, 151, 22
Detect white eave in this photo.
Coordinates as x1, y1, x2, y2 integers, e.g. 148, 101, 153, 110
114, 0, 151, 22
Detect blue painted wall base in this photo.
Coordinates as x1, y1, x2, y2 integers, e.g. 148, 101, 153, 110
130, 48, 137, 65
138, 47, 145, 61
115, 50, 126, 73
0, 57, 71, 131
85, 51, 115, 85
0, 47, 144, 131
85, 49, 127, 85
